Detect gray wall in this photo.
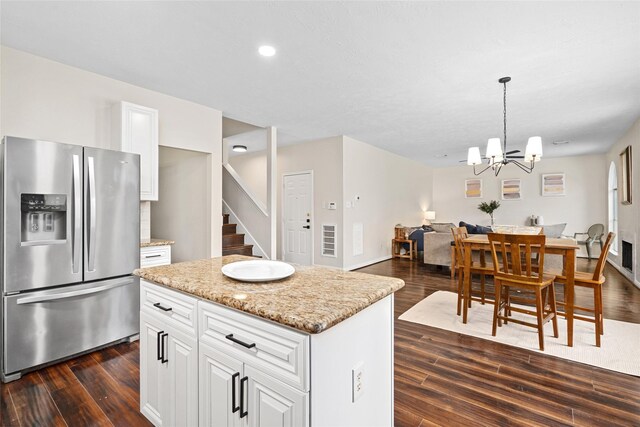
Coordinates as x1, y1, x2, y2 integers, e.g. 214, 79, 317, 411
151, 146, 211, 263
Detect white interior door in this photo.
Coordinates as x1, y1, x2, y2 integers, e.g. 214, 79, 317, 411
283, 173, 312, 265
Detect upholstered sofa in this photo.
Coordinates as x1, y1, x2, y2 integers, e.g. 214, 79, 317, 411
423, 222, 574, 271
423, 223, 457, 267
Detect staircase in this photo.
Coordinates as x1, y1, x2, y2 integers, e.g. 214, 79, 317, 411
222, 213, 254, 256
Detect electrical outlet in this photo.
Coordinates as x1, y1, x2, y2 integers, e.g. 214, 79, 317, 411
352, 362, 364, 402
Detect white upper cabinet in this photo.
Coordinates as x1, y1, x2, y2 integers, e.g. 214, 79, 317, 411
113, 101, 159, 201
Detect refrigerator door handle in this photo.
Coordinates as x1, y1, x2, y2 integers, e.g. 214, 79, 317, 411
15, 278, 133, 305
72, 154, 82, 274
87, 156, 97, 272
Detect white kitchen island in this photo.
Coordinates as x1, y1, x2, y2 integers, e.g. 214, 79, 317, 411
134, 255, 404, 427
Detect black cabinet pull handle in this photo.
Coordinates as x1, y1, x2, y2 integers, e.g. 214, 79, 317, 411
156, 330, 164, 361
161, 333, 169, 364
231, 372, 240, 413
154, 302, 172, 312
225, 334, 256, 349
240, 376, 248, 418
145, 254, 163, 258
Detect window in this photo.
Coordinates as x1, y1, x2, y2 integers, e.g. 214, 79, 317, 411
608, 162, 619, 255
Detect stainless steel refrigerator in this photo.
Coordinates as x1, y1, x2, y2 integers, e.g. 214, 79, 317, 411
1, 136, 140, 382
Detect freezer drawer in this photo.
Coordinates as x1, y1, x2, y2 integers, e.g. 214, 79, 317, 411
3, 276, 140, 375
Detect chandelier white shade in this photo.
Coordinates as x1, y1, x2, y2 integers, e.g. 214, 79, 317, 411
467, 147, 482, 165
485, 138, 503, 159
467, 77, 543, 176
524, 136, 543, 162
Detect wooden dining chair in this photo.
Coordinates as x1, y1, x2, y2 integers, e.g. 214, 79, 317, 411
551, 232, 615, 347
451, 227, 493, 316
488, 233, 558, 351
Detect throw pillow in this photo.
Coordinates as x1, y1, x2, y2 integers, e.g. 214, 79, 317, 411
459, 221, 477, 234
475, 225, 492, 234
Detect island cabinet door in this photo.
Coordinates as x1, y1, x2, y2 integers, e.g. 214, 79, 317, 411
199, 342, 246, 427
140, 311, 169, 426
165, 324, 199, 427
245, 365, 309, 427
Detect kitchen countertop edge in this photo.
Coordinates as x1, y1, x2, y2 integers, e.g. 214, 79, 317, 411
140, 238, 175, 248
134, 256, 404, 334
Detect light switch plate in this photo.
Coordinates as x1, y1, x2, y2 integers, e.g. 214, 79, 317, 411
352, 361, 364, 402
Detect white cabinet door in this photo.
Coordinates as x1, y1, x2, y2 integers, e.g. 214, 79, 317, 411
245, 365, 308, 427
199, 342, 245, 427
140, 311, 168, 426
165, 325, 198, 427
115, 101, 159, 201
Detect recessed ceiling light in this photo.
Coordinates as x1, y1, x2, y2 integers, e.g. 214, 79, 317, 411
552, 140, 570, 145
258, 45, 276, 57
232, 145, 247, 153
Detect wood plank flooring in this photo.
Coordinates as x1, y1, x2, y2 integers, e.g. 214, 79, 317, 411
1, 258, 638, 426
1, 342, 151, 427
358, 258, 640, 427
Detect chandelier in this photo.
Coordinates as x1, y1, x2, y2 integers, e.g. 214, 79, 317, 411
467, 77, 542, 176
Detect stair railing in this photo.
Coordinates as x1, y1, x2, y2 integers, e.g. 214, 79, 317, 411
222, 164, 270, 259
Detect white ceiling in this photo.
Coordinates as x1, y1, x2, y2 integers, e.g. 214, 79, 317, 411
2, 1, 639, 166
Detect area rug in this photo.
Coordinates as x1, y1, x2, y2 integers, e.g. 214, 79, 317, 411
398, 291, 640, 376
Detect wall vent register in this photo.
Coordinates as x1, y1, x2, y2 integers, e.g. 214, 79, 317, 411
322, 224, 336, 257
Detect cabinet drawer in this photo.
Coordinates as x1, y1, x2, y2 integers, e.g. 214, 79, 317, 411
198, 300, 309, 392
141, 280, 197, 336
140, 245, 171, 268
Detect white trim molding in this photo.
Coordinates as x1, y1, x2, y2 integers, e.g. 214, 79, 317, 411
344, 255, 392, 272
606, 259, 640, 290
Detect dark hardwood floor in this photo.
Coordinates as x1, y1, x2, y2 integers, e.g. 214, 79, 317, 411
1, 258, 639, 426
1, 342, 151, 427
359, 257, 640, 427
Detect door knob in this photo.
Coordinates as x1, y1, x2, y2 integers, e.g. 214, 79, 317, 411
303, 225, 310, 229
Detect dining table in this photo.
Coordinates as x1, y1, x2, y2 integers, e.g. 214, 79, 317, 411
461, 234, 580, 347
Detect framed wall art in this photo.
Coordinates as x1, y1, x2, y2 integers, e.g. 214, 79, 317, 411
465, 179, 482, 198
501, 179, 521, 200
541, 173, 566, 196
620, 145, 632, 205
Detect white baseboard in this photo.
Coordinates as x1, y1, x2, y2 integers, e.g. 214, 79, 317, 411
607, 259, 640, 289
345, 255, 392, 271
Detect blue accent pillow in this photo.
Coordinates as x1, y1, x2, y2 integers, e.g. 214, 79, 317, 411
459, 221, 477, 234
475, 225, 492, 234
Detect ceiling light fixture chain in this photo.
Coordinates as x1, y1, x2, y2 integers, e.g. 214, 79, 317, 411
466, 76, 543, 176
503, 78, 507, 155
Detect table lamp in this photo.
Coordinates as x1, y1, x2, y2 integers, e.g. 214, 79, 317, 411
425, 211, 436, 225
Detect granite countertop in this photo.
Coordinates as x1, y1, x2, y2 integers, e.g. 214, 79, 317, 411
140, 238, 175, 248
134, 255, 404, 334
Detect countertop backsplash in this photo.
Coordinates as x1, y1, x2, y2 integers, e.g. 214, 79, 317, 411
140, 201, 151, 241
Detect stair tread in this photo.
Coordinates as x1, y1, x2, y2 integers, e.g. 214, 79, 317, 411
222, 233, 246, 248
222, 244, 254, 256
222, 223, 237, 235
